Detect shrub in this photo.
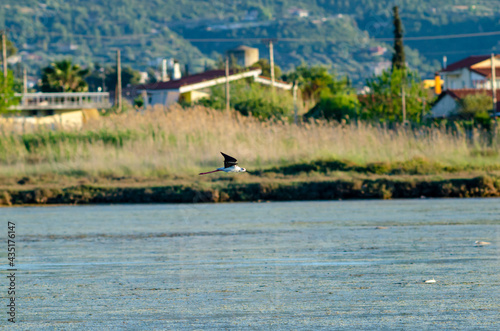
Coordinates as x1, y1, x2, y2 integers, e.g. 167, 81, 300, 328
304, 92, 359, 122
193, 80, 293, 120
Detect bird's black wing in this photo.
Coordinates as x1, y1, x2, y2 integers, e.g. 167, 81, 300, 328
221, 152, 238, 168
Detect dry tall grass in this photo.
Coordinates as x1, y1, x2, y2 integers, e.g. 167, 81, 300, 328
0, 105, 499, 178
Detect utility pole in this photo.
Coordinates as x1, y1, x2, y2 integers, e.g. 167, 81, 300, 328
141, 90, 148, 110
269, 40, 275, 89
262, 39, 277, 91
401, 61, 407, 125
293, 81, 298, 124
116, 49, 122, 111
162, 59, 168, 82
421, 99, 426, 124
225, 56, 230, 112
2, 32, 7, 79
100, 67, 106, 92
401, 85, 406, 124
23, 67, 27, 94
491, 53, 497, 120
492, 53, 498, 141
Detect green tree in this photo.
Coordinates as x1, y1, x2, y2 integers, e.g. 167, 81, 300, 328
285, 64, 345, 109
392, 6, 405, 71
0, 35, 17, 59
304, 92, 360, 122
105, 66, 142, 90
41, 59, 90, 92
86, 64, 142, 91
457, 93, 492, 127
457, 94, 492, 119
212, 54, 241, 70
0, 71, 20, 113
252, 59, 282, 79
194, 80, 293, 120
361, 68, 429, 123
146, 67, 158, 84
85, 63, 107, 92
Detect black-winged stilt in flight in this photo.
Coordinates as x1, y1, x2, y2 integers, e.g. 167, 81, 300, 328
199, 152, 247, 175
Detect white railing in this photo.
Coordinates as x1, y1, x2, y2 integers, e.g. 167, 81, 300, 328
11, 92, 112, 110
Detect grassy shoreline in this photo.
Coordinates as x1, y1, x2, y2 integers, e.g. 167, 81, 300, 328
2, 106, 500, 205
2, 106, 500, 178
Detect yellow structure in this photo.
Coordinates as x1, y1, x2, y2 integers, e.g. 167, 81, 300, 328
434, 73, 442, 95
1, 109, 100, 129
423, 74, 443, 94
82, 109, 100, 123
181, 91, 211, 103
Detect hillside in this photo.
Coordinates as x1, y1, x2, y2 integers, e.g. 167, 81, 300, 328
2, 0, 500, 84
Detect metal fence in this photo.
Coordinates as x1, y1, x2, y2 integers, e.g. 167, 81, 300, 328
12, 92, 112, 110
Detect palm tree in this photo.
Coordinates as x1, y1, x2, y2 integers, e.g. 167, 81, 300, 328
40, 59, 89, 92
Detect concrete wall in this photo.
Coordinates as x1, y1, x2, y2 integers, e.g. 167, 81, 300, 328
0, 110, 94, 129
431, 94, 458, 118
149, 91, 181, 107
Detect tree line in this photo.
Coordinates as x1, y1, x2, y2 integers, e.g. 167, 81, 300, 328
4, 0, 493, 84
1, 6, 496, 128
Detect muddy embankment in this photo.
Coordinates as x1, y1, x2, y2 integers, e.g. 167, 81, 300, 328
1, 175, 500, 206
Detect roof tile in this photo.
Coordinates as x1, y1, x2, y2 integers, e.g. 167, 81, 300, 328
441, 55, 495, 72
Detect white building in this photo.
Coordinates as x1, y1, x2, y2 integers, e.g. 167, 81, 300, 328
136, 68, 292, 108
441, 54, 500, 90
430, 89, 500, 118
431, 55, 500, 118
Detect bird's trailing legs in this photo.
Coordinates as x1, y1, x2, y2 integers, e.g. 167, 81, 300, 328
199, 169, 222, 175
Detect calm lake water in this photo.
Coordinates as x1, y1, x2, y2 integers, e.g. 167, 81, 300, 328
1, 199, 499, 329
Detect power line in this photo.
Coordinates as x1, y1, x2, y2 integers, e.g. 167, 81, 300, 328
374, 30, 500, 41
186, 31, 500, 42
188, 32, 500, 42
4, 29, 152, 41
186, 38, 265, 42
420, 48, 496, 56
43, 32, 153, 40
8, 29, 500, 43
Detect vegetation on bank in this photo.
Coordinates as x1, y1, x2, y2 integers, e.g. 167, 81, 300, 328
0, 72, 20, 114
1, 106, 499, 180
2, 174, 500, 206
2, 104, 500, 205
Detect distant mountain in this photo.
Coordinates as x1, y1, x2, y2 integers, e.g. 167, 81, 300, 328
2, 0, 499, 85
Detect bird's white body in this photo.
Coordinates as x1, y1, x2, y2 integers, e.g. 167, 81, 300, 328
217, 165, 246, 173
199, 153, 247, 175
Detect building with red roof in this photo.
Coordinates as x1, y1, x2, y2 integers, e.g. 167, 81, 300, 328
431, 89, 500, 118
440, 54, 500, 89
430, 55, 500, 118
135, 67, 292, 108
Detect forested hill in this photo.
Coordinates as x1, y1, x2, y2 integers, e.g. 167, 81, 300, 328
2, 0, 500, 84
